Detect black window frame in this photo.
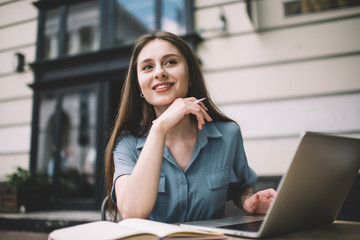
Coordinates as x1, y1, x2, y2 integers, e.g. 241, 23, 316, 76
34, 0, 103, 60
34, 0, 196, 61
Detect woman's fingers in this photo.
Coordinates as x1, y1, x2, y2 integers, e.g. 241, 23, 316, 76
243, 194, 260, 214
199, 102, 208, 111
192, 98, 212, 119
197, 108, 212, 129
155, 97, 212, 131
190, 99, 212, 129
201, 108, 212, 122
253, 189, 276, 214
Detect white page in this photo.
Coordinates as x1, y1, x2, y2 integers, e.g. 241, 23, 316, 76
49, 221, 154, 240
119, 218, 218, 237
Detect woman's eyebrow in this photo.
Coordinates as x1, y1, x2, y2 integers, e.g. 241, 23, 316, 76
138, 58, 152, 66
162, 53, 180, 59
138, 53, 181, 66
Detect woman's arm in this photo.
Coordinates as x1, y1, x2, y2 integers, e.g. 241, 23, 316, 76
115, 122, 166, 219
115, 98, 212, 219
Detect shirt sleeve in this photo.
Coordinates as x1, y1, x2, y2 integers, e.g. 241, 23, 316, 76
226, 124, 257, 201
111, 135, 139, 205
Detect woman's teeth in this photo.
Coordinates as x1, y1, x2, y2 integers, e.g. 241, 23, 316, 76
154, 84, 173, 90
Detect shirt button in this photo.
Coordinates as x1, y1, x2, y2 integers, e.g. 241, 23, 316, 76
181, 178, 187, 185
181, 206, 186, 210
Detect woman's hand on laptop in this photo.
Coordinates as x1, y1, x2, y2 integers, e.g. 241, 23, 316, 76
243, 188, 277, 215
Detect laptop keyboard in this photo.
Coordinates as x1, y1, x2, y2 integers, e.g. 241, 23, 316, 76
218, 220, 263, 232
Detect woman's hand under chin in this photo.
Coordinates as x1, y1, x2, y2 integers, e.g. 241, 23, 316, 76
152, 97, 213, 132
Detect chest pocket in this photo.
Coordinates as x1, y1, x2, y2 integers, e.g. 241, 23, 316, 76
205, 166, 238, 190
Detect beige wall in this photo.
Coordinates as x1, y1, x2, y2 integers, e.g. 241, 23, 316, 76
195, 0, 360, 175
0, 0, 37, 178
0, 0, 359, 178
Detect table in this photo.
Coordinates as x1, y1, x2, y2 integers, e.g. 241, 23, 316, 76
225, 221, 360, 239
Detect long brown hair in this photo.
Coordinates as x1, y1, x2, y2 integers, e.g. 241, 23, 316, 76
104, 31, 233, 221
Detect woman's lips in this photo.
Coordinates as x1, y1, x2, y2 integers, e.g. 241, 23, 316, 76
152, 82, 174, 92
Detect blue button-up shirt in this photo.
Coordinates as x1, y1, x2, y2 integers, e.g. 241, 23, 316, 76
111, 121, 257, 223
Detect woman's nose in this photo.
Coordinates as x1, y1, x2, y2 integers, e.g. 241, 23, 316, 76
154, 66, 168, 79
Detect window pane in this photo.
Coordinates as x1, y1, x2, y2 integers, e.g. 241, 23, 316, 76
66, 0, 100, 55
114, 0, 155, 46
37, 93, 57, 173
58, 89, 97, 199
162, 0, 186, 35
37, 88, 97, 200
284, 0, 360, 17
43, 8, 60, 59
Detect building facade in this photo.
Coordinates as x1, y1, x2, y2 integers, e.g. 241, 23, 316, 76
0, 0, 359, 210
0, 0, 37, 183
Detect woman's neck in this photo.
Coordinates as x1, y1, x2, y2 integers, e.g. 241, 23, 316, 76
153, 104, 198, 143
166, 116, 198, 143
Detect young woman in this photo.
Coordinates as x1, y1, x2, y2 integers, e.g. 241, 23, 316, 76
104, 31, 276, 223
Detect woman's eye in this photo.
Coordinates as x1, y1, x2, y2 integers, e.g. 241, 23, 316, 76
142, 65, 153, 70
165, 60, 177, 65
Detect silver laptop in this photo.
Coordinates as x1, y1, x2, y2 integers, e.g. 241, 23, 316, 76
181, 132, 360, 238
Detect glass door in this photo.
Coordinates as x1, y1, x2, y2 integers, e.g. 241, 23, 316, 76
36, 86, 98, 207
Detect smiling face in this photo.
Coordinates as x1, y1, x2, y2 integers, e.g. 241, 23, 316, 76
137, 39, 190, 115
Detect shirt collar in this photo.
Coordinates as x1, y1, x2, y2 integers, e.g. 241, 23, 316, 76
202, 121, 223, 138
136, 122, 222, 150
136, 132, 148, 150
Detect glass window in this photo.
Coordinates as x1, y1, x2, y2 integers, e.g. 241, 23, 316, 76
39, 0, 192, 58
66, 0, 100, 55
162, 0, 186, 35
43, 8, 60, 59
114, 0, 188, 46
284, 0, 360, 17
114, 0, 155, 46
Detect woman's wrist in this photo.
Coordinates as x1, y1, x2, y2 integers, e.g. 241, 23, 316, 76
238, 187, 254, 210
241, 193, 253, 209
151, 119, 168, 136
